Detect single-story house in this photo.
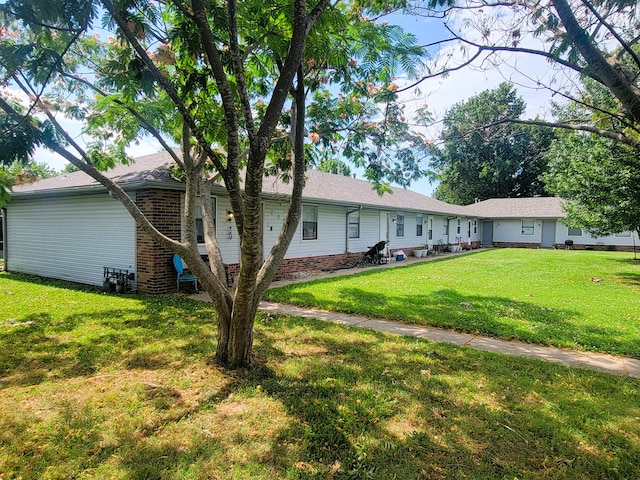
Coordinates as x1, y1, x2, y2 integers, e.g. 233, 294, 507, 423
465, 197, 639, 251
3, 153, 637, 293
2, 151, 479, 293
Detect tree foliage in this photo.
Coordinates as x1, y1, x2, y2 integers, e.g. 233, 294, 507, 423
544, 133, 640, 241
433, 83, 555, 205
376, 0, 640, 148
0, 0, 429, 368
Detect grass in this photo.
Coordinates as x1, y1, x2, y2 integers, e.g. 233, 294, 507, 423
264, 249, 640, 358
1, 271, 640, 479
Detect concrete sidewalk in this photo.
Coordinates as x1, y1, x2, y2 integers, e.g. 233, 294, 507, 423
259, 301, 640, 379
191, 251, 640, 379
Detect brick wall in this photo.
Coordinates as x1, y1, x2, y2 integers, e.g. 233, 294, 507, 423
136, 189, 182, 294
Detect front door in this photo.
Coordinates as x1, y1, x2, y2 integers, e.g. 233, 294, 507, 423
482, 221, 494, 246
541, 220, 556, 248
379, 212, 389, 243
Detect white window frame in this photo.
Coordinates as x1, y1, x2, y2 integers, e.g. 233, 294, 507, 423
348, 210, 360, 239
195, 197, 217, 244
568, 227, 583, 237
473, 219, 477, 234
443, 219, 449, 236
416, 214, 423, 237
456, 218, 461, 235
302, 204, 318, 241
521, 219, 535, 236
396, 213, 405, 237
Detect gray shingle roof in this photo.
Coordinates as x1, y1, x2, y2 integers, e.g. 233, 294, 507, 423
11, 150, 180, 195
464, 197, 565, 218
10, 151, 566, 219
11, 150, 470, 216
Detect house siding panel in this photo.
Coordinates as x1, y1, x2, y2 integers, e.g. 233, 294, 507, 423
493, 219, 542, 244
7, 194, 135, 286
285, 203, 346, 258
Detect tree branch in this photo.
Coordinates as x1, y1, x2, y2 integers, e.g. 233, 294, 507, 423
59, 72, 184, 168
499, 117, 640, 148
551, 0, 640, 123
100, 0, 226, 175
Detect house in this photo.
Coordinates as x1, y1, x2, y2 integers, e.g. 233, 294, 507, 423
3, 151, 479, 293
466, 197, 639, 251
5, 153, 636, 294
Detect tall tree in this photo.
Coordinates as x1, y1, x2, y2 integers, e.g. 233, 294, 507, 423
367, 0, 640, 148
433, 83, 555, 205
0, 0, 426, 368
544, 133, 640, 256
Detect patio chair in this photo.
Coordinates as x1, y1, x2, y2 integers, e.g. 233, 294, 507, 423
173, 254, 198, 293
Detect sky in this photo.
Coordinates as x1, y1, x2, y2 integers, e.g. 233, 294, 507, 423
31, 7, 575, 198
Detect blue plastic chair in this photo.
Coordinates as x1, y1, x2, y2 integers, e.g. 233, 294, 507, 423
173, 254, 198, 293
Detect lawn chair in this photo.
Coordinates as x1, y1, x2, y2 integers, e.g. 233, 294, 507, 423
173, 254, 198, 293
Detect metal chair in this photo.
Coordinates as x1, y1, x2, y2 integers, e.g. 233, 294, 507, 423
173, 254, 198, 293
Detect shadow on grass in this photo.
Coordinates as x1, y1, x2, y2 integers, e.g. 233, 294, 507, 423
2, 271, 640, 479
0, 280, 216, 388
268, 284, 638, 357
247, 317, 640, 479
2, 305, 639, 478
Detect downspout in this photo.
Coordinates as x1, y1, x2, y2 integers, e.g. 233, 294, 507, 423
345, 206, 362, 253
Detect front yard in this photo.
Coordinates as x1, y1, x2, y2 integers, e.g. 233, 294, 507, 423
265, 249, 640, 358
1, 253, 639, 479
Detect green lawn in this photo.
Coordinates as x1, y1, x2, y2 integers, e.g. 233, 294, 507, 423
265, 249, 640, 358
1, 271, 639, 479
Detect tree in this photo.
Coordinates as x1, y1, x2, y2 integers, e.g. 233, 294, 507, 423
544, 133, 640, 256
432, 83, 555, 205
369, 0, 640, 149
0, 160, 57, 207
0, 0, 427, 368
315, 156, 353, 177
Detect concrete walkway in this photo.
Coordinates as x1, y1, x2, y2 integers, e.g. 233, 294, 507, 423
259, 301, 640, 379
192, 251, 640, 379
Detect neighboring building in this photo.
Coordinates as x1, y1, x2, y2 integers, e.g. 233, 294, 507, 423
4, 151, 478, 293
466, 197, 639, 251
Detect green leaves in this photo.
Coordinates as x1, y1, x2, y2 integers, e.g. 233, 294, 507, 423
434, 83, 555, 205
544, 133, 640, 237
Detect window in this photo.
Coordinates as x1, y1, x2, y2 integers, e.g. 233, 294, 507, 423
456, 218, 461, 235
348, 210, 360, 239
416, 214, 423, 237
568, 227, 582, 236
473, 219, 477, 234
195, 197, 217, 243
615, 232, 631, 237
443, 219, 449, 236
522, 219, 534, 236
302, 205, 318, 240
428, 217, 434, 241
396, 213, 405, 237
467, 221, 472, 238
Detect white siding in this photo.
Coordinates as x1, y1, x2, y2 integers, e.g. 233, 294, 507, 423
348, 208, 381, 252
203, 196, 240, 264
555, 222, 639, 247
285, 203, 346, 258
6, 194, 135, 286
492, 218, 542, 244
